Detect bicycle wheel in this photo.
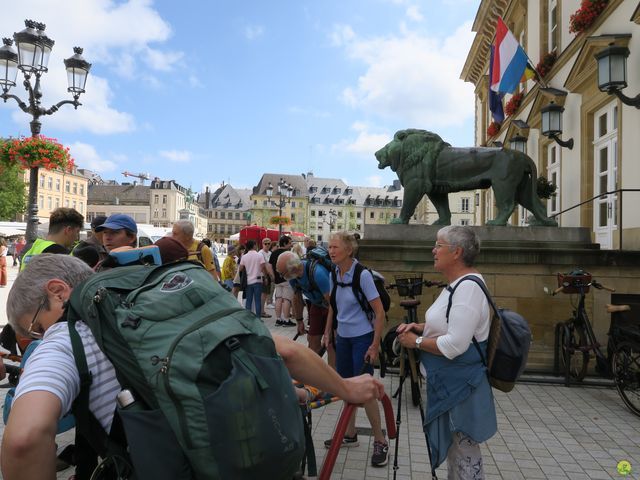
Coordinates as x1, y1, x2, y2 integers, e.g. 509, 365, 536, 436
612, 341, 640, 417
559, 324, 589, 381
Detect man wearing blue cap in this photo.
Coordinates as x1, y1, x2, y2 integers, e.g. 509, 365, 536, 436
95, 214, 138, 252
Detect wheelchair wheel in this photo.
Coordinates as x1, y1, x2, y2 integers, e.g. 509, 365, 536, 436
612, 341, 640, 417
559, 323, 589, 381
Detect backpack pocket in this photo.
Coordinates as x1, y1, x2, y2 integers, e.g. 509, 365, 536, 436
118, 408, 193, 480
203, 352, 305, 480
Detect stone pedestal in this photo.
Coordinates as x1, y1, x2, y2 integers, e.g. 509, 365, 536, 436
359, 225, 640, 372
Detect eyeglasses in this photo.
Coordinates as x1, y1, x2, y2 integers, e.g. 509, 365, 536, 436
434, 242, 454, 249
28, 296, 47, 339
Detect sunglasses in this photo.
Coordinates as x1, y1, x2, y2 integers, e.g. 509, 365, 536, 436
28, 296, 47, 339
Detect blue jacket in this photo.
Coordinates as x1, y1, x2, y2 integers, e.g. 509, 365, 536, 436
421, 340, 497, 469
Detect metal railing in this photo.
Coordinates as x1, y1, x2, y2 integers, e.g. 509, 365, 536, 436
550, 188, 640, 250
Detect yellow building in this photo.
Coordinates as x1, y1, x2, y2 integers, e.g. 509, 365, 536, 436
462, 0, 640, 248
251, 174, 309, 234
21, 166, 89, 222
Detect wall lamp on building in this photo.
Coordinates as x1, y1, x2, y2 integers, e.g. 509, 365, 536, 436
595, 45, 640, 109
509, 134, 527, 154
0, 20, 91, 242
541, 102, 574, 149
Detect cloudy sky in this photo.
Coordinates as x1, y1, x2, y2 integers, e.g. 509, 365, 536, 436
0, 0, 480, 191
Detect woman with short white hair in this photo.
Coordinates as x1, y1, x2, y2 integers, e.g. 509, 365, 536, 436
397, 225, 497, 479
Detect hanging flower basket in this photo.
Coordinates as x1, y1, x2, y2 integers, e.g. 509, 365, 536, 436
569, 0, 609, 34
536, 51, 557, 78
487, 121, 501, 138
0, 136, 74, 173
270, 215, 291, 225
504, 92, 524, 117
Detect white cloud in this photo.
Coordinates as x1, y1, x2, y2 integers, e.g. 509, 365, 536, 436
159, 150, 192, 163
144, 48, 184, 72
406, 5, 424, 22
336, 22, 476, 129
333, 123, 390, 157
69, 142, 118, 172
188, 75, 204, 88
329, 24, 356, 47
244, 25, 265, 40
1, 1, 184, 135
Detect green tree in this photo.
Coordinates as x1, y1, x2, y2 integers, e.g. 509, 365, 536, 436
0, 162, 26, 220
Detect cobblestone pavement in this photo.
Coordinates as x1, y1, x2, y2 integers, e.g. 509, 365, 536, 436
1, 265, 639, 479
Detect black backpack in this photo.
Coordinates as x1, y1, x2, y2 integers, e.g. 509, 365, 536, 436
329, 263, 391, 322
446, 275, 531, 393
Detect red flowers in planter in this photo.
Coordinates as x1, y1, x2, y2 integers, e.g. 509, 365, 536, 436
487, 121, 501, 138
569, 0, 609, 34
536, 51, 557, 78
0, 136, 74, 173
504, 92, 524, 117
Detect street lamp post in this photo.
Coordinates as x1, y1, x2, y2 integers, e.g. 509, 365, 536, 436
266, 178, 293, 235
0, 20, 91, 242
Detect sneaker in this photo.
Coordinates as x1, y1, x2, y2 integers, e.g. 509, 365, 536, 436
371, 440, 389, 467
281, 320, 296, 327
324, 434, 359, 449
275, 319, 284, 326
261, 313, 272, 318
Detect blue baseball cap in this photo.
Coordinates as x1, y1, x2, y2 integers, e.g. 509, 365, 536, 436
95, 214, 138, 234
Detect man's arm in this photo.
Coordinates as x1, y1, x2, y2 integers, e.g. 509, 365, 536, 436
292, 290, 305, 335
273, 335, 383, 404
1, 391, 62, 480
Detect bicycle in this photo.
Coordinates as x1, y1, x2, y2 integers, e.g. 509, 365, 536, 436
383, 274, 445, 407
607, 301, 640, 416
551, 269, 614, 385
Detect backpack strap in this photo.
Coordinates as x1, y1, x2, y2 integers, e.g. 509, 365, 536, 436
445, 275, 500, 368
351, 263, 375, 322
329, 267, 338, 320
68, 319, 129, 463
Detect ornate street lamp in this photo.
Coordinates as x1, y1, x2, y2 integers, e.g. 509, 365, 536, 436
509, 135, 528, 154
266, 178, 293, 235
595, 45, 640, 109
541, 102, 573, 150
0, 20, 91, 242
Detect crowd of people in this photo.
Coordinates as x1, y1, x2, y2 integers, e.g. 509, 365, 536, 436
0, 208, 498, 480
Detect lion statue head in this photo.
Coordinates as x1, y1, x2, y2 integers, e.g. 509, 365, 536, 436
375, 129, 450, 174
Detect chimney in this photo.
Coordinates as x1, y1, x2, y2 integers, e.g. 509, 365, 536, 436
205, 186, 210, 207
392, 179, 401, 190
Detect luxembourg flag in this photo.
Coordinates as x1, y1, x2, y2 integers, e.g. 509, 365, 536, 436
490, 17, 529, 94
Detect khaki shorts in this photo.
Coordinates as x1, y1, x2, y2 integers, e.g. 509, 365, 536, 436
274, 282, 294, 302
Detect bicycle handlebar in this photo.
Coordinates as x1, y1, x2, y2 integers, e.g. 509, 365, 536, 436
592, 280, 615, 292
552, 277, 615, 295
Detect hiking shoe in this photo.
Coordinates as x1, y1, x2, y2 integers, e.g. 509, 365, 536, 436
281, 320, 297, 327
371, 440, 389, 467
324, 434, 359, 449
275, 319, 284, 326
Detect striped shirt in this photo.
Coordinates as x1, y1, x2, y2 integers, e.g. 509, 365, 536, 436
15, 321, 121, 432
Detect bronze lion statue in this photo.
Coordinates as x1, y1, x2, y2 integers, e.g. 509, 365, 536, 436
375, 129, 558, 226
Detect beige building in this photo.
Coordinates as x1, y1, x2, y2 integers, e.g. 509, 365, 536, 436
202, 183, 252, 243
87, 184, 151, 224
251, 174, 309, 234
22, 166, 89, 222
462, 0, 640, 249
150, 179, 207, 237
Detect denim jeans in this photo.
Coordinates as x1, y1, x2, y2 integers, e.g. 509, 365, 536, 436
245, 282, 262, 317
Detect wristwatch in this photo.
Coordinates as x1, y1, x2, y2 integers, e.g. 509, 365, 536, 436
415, 336, 423, 349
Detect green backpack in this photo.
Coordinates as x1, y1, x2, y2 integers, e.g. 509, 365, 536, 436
66, 261, 305, 480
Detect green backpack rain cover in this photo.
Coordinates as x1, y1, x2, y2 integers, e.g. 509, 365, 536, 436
66, 261, 305, 480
